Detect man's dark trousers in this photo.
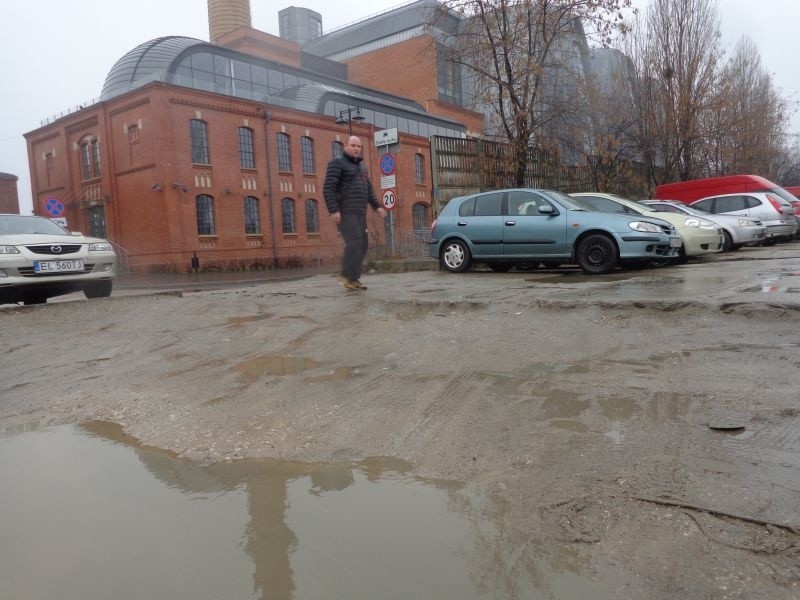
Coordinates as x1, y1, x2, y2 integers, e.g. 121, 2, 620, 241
339, 212, 368, 281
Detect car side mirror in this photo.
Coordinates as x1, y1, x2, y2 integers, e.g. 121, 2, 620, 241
538, 205, 556, 215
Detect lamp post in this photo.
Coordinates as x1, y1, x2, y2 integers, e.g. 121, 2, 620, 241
335, 105, 366, 135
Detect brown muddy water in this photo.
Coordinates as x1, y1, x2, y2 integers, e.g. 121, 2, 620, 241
0, 422, 619, 600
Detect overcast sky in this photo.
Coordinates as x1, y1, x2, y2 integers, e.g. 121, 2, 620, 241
2, 0, 797, 215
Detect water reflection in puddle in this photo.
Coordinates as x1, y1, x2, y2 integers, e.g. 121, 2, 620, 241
0, 423, 618, 600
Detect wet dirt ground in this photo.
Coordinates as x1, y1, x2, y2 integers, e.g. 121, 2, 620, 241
2, 244, 800, 599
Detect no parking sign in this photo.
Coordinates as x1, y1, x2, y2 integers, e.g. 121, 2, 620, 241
43, 197, 64, 218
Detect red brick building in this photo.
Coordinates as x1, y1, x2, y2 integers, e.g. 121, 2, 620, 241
0, 173, 20, 214
24, 2, 482, 272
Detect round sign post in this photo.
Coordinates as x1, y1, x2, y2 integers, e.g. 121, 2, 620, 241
43, 197, 65, 218
382, 189, 396, 211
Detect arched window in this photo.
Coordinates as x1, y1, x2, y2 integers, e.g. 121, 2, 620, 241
305, 199, 319, 233
331, 141, 343, 159
301, 137, 315, 174
412, 202, 430, 232
196, 194, 216, 235
244, 196, 260, 234
79, 136, 101, 180
127, 124, 139, 143
414, 153, 425, 184
238, 127, 255, 169
277, 133, 292, 172
190, 119, 210, 164
281, 198, 296, 233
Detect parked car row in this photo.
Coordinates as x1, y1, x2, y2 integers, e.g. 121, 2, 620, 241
0, 214, 118, 305
429, 183, 797, 275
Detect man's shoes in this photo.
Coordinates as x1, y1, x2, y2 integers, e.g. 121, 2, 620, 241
342, 278, 367, 291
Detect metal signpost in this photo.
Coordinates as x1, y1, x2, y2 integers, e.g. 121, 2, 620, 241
375, 130, 399, 256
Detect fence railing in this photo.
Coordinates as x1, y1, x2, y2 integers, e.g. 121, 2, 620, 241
109, 240, 130, 273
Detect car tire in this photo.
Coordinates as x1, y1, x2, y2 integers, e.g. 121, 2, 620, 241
514, 261, 539, 271
721, 230, 733, 252
488, 262, 513, 272
576, 234, 618, 274
84, 280, 113, 299
440, 239, 472, 273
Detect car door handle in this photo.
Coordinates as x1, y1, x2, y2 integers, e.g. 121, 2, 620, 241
457, 221, 467, 226
505, 221, 516, 226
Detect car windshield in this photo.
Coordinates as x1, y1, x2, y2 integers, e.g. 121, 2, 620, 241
547, 191, 592, 211
0, 216, 69, 236
656, 202, 709, 217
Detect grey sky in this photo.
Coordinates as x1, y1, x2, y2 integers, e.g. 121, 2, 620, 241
1, 0, 797, 215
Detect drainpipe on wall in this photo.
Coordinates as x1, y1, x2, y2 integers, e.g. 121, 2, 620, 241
262, 109, 279, 268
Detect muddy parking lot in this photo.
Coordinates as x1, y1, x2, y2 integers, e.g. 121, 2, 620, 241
2, 246, 799, 599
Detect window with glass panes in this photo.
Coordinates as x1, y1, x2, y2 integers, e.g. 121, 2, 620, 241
80, 137, 101, 180
190, 120, 210, 164
412, 203, 430, 231
277, 133, 291, 171
244, 196, 260, 234
196, 194, 216, 235
414, 153, 425, 184
331, 141, 343, 159
238, 127, 255, 168
301, 137, 315, 174
281, 198, 296, 233
87, 205, 106, 238
305, 199, 319, 233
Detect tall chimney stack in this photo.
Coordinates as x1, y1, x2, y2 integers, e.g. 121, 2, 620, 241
207, 0, 252, 43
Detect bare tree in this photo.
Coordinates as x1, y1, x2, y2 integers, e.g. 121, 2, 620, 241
625, 0, 721, 184
705, 37, 792, 178
439, 0, 632, 186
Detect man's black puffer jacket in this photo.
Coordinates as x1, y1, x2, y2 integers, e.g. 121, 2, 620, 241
323, 153, 379, 215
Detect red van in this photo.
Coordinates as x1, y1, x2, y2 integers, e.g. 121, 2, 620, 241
654, 174, 798, 205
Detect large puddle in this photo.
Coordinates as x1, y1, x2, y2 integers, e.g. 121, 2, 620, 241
0, 422, 619, 600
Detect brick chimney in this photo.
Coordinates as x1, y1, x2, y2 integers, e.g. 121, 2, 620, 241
207, 0, 252, 43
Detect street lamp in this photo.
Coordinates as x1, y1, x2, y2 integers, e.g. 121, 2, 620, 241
335, 105, 366, 135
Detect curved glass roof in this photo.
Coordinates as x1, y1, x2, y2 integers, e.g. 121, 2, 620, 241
100, 35, 465, 136
101, 36, 205, 100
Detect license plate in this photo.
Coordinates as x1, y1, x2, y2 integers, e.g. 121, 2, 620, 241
34, 260, 85, 273
669, 237, 682, 248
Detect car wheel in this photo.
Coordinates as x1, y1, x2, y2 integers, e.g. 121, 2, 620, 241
84, 280, 113, 299
576, 234, 618, 274
514, 261, 539, 271
731, 244, 743, 251
488, 262, 513, 272
440, 239, 472, 273
721, 230, 733, 252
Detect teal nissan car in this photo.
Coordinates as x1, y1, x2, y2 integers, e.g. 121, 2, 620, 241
429, 189, 681, 274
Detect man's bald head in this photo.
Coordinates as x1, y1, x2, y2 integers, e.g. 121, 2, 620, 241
344, 136, 363, 159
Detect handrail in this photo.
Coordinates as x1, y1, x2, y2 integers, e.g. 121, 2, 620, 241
108, 240, 130, 273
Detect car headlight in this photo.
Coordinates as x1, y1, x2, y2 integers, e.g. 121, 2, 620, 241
629, 221, 662, 233
0, 245, 20, 254
89, 242, 113, 252
684, 218, 717, 229
737, 218, 757, 227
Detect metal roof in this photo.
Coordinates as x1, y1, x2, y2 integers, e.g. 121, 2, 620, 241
101, 36, 205, 100
302, 0, 457, 58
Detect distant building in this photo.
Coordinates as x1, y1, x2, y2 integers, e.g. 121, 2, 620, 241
0, 172, 20, 214
24, 1, 480, 272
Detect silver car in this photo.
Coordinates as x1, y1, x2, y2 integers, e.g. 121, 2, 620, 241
0, 214, 117, 305
641, 200, 766, 251
690, 192, 797, 244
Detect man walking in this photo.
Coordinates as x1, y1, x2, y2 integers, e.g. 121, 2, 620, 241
323, 136, 387, 291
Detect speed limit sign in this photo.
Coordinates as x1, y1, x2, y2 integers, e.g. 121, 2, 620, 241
382, 189, 396, 211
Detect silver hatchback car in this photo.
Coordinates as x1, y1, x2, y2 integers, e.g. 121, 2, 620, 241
641, 200, 766, 251
690, 192, 797, 244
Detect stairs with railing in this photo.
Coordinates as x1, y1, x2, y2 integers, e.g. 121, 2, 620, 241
108, 240, 130, 273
